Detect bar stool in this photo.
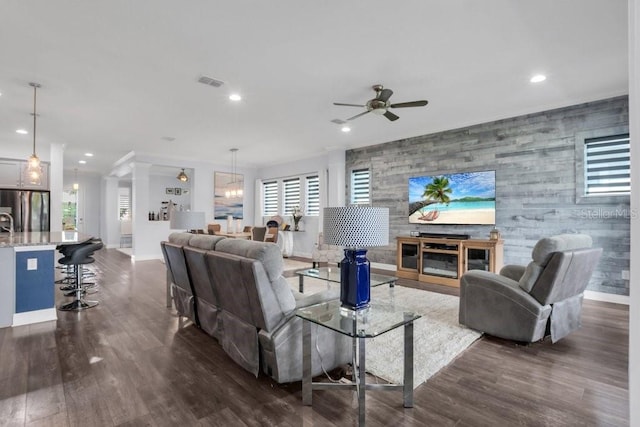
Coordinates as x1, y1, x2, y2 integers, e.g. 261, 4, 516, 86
58, 239, 104, 311
56, 239, 96, 290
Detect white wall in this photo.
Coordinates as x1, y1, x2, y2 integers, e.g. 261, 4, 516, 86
104, 153, 257, 260
48, 143, 64, 232
101, 177, 119, 247
192, 163, 256, 227
628, 0, 638, 424
131, 162, 156, 260
149, 174, 193, 218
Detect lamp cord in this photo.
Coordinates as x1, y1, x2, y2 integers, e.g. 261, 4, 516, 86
314, 324, 340, 383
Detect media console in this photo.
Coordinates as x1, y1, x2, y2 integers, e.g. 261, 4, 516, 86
396, 236, 503, 287
419, 232, 470, 240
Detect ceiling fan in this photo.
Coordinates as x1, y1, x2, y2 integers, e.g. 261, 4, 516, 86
334, 84, 428, 122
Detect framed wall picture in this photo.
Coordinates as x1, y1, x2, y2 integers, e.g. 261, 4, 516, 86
166, 187, 175, 195
175, 188, 182, 195
214, 171, 244, 219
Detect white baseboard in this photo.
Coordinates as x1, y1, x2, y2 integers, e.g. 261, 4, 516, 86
584, 290, 629, 305
131, 255, 162, 262
369, 264, 629, 305
13, 308, 57, 327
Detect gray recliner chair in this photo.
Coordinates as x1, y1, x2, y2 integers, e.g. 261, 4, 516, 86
459, 234, 602, 343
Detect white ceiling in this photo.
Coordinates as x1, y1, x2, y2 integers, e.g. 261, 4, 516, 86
0, 1, 629, 175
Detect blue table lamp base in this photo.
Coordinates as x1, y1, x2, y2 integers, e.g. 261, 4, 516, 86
340, 248, 370, 310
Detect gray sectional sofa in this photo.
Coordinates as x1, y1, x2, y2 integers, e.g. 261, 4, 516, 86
161, 232, 351, 383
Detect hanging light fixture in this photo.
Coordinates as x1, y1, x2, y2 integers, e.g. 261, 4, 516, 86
26, 82, 42, 185
176, 168, 189, 182
72, 168, 79, 191
224, 148, 243, 198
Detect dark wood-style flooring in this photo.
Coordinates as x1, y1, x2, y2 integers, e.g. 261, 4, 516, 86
0, 249, 629, 426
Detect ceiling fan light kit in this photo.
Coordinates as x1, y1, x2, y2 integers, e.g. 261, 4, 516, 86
334, 84, 428, 122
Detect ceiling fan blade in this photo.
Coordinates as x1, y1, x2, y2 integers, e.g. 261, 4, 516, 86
390, 100, 429, 108
334, 102, 366, 107
384, 111, 399, 121
346, 111, 371, 121
378, 88, 393, 102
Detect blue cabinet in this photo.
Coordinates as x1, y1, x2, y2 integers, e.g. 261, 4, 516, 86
15, 249, 55, 313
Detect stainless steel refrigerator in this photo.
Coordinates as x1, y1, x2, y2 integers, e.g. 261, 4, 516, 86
0, 190, 50, 232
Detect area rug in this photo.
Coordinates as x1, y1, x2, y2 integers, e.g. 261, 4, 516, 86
286, 276, 482, 389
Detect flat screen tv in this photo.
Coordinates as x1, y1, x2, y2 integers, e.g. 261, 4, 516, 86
408, 170, 496, 225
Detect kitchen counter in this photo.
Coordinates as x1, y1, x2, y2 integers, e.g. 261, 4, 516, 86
0, 231, 93, 328
0, 231, 92, 247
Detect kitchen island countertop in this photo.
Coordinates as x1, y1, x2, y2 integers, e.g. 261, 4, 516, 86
0, 231, 92, 248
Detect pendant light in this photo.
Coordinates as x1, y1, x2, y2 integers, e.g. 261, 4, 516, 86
73, 168, 79, 191
224, 148, 243, 198
26, 82, 42, 185
177, 168, 189, 182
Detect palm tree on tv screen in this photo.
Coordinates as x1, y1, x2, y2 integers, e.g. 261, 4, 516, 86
419, 176, 452, 221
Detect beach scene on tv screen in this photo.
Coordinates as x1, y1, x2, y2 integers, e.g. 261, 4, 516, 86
408, 171, 496, 225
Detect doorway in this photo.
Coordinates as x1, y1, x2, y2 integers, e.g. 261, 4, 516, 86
62, 190, 78, 231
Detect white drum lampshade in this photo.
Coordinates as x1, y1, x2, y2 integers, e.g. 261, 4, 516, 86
323, 206, 389, 309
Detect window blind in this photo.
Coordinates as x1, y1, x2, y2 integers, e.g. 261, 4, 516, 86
305, 175, 319, 216
262, 181, 278, 216
585, 134, 630, 195
118, 187, 131, 219
283, 178, 300, 215
351, 169, 370, 205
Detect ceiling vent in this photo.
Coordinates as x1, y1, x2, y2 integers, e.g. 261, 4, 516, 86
197, 76, 225, 88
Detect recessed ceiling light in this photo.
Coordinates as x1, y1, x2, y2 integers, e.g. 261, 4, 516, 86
341, 126, 351, 133
530, 74, 547, 83
16, 129, 28, 134
229, 94, 242, 101
84, 152, 94, 157
78, 160, 87, 164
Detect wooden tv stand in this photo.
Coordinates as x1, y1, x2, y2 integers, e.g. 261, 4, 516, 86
396, 236, 503, 287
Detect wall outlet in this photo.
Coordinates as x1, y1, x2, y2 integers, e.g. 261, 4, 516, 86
622, 270, 630, 280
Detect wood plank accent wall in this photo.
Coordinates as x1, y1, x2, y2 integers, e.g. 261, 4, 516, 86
346, 96, 629, 295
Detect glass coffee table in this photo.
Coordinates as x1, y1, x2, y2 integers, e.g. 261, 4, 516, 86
295, 267, 397, 293
296, 300, 420, 426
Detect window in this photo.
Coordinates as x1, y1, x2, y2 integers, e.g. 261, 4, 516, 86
261, 173, 322, 217
584, 134, 630, 195
283, 178, 300, 215
118, 187, 131, 220
305, 175, 320, 216
350, 168, 370, 205
262, 181, 278, 216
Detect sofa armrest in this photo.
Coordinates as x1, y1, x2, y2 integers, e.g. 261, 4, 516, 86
459, 270, 552, 342
461, 270, 549, 317
499, 264, 526, 282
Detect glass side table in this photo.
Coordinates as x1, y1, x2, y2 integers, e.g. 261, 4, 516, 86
296, 300, 420, 427
295, 267, 397, 293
